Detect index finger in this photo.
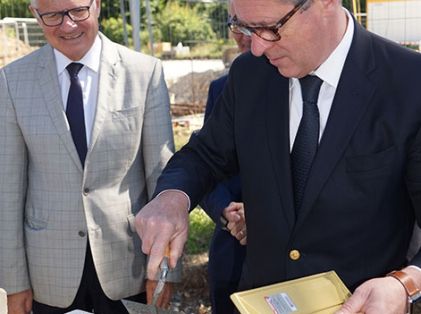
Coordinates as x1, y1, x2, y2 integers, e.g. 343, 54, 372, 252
147, 234, 172, 280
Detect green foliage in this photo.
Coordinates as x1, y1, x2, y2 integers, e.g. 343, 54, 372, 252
101, 16, 133, 46
207, 2, 229, 40
100, 16, 163, 51
158, 1, 216, 46
173, 127, 192, 151
190, 39, 230, 59
100, 0, 122, 19
174, 130, 213, 255
0, 0, 32, 18
140, 28, 163, 51
100, 0, 170, 26
186, 208, 215, 254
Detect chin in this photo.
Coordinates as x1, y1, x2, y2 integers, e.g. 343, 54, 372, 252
277, 67, 300, 79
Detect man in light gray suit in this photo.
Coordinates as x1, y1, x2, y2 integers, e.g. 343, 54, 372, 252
0, 0, 177, 313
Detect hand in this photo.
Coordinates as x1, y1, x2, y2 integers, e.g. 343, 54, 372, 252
146, 279, 173, 309
335, 277, 407, 314
223, 202, 247, 245
7, 289, 33, 314
135, 190, 189, 279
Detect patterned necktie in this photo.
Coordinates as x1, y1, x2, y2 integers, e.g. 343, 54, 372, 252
66, 62, 87, 167
291, 75, 323, 212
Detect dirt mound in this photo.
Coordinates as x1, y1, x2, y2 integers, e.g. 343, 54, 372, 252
169, 69, 225, 116
170, 253, 211, 314
0, 29, 36, 67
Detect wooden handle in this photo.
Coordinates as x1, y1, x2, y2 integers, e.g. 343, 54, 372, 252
164, 246, 170, 258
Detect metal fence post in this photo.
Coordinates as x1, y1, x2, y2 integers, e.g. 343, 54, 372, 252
22, 22, 29, 46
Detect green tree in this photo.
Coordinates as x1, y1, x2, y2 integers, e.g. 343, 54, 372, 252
158, 1, 216, 46
101, 16, 133, 45
206, 1, 229, 40
0, 0, 32, 18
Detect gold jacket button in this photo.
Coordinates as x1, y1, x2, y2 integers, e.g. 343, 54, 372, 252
289, 249, 301, 261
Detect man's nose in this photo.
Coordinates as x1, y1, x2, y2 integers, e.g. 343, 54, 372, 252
250, 34, 273, 57
60, 14, 78, 29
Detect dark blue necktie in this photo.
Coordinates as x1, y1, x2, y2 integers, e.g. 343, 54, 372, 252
66, 62, 87, 167
291, 75, 323, 212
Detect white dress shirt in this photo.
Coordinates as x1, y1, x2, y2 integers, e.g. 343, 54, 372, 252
289, 9, 354, 151
54, 35, 102, 146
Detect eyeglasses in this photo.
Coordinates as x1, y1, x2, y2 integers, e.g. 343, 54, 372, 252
35, 0, 94, 27
228, 0, 308, 42
227, 15, 243, 35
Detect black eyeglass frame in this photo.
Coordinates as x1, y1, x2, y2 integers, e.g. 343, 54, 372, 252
35, 0, 95, 27
227, 15, 243, 35
228, 0, 308, 42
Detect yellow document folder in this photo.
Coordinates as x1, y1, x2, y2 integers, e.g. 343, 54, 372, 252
230, 271, 351, 314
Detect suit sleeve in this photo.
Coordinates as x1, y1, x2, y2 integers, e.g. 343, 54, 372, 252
154, 68, 239, 210
200, 176, 242, 223
0, 68, 30, 294
141, 59, 183, 282
204, 80, 216, 122
200, 78, 242, 223
142, 59, 175, 200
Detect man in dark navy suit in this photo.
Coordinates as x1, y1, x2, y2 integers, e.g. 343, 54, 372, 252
200, 3, 251, 312
136, 0, 421, 312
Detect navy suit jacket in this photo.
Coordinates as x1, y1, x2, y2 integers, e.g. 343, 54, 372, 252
202, 74, 241, 223
155, 22, 421, 291
200, 74, 245, 287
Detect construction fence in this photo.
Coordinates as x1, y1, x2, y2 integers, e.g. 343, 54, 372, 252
1, 0, 421, 115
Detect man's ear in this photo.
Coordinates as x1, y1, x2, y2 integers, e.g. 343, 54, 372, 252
28, 5, 42, 26
313, 0, 337, 10
95, 0, 102, 18
28, 5, 36, 18
316, 0, 341, 17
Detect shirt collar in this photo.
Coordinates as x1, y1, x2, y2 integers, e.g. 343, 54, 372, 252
54, 35, 102, 76
312, 8, 354, 88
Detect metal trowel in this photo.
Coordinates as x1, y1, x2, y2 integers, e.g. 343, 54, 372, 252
134, 248, 182, 314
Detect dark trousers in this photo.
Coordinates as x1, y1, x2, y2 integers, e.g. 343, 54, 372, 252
32, 243, 145, 314
208, 230, 246, 314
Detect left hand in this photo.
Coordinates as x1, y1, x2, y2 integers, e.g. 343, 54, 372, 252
7, 290, 33, 314
335, 276, 407, 314
223, 202, 247, 245
146, 279, 173, 309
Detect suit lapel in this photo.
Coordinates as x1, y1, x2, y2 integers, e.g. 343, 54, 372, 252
88, 34, 120, 158
296, 23, 377, 225
266, 67, 296, 230
38, 46, 84, 172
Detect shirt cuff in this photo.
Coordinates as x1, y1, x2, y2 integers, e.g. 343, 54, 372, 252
408, 265, 421, 273
155, 189, 191, 212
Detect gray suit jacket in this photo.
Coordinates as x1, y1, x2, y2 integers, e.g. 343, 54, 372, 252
0, 33, 175, 307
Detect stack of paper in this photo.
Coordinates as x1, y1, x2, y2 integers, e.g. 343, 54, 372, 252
0, 288, 7, 314
230, 271, 351, 314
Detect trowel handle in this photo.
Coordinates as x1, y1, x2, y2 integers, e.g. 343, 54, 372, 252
164, 246, 170, 258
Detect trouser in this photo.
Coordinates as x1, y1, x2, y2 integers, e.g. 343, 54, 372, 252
32, 242, 145, 314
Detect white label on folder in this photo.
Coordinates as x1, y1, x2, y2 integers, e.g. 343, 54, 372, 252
265, 292, 297, 314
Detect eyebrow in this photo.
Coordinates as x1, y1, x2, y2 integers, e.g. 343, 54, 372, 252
235, 17, 279, 28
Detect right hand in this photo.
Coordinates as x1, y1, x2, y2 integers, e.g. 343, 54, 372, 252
7, 289, 33, 314
135, 190, 189, 280
223, 202, 247, 245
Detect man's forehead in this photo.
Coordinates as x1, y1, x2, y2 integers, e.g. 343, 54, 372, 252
232, 0, 291, 25
37, 0, 92, 9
